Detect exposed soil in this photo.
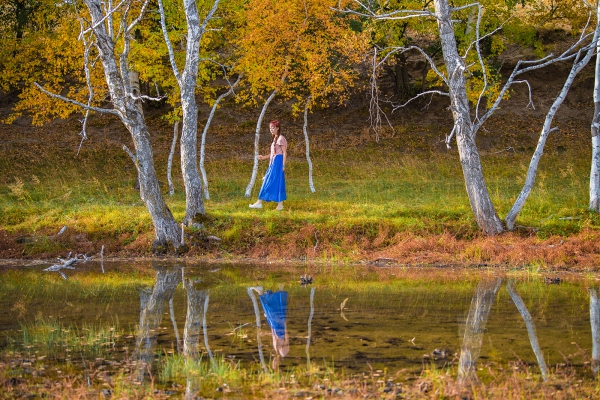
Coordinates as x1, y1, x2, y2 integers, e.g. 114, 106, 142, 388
0, 51, 598, 269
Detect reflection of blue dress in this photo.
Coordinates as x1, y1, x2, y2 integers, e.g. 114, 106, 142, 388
259, 290, 288, 338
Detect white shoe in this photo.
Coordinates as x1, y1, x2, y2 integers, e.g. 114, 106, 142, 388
249, 202, 262, 209
276, 203, 284, 211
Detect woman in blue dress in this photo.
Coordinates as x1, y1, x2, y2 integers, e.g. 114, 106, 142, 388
249, 120, 287, 211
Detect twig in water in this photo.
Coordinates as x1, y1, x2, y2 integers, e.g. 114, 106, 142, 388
100, 245, 105, 273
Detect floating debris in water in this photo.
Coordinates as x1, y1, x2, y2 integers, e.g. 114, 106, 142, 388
544, 277, 562, 285
43, 254, 93, 279
300, 274, 313, 286
367, 258, 396, 266
432, 348, 451, 359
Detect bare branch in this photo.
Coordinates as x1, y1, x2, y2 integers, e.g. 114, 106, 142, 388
34, 82, 119, 116
445, 124, 457, 149
123, 144, 137, 163
157, 0, 181, 84
368, 48, 396, 141
77, 23, 96, 156
200, 73, 242, 199
392, 90, 449, 111
127, 0, 151, 32
80, 0, 127, 38
451, 2, 480, 12
380, 45, 447, 85
198, 0, 221, 42
475, 33, 595, 132
334, 0, 434, 20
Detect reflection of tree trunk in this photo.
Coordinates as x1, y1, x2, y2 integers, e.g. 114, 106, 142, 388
306, 287, 315, 367
458, 278, 502, 383
247, 287, 268, 373
169, 297, 182, 353
134, 266, 182, 379
183, 279, 212, 400
590, 288, 600, 373
183, 279, 208, 359
506, 280, 548, 380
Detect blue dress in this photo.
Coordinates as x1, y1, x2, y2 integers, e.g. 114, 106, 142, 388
258, 155, 286, 202
258, 136, 287, 202
259, 290, 288, 339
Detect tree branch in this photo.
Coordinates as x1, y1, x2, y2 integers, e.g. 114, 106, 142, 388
157, 0, 181, 84
34, 82, 120, 116
334, 0, 434, 20
392, 90, 450, 111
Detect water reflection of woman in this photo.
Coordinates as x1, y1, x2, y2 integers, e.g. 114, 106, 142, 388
251, 287, 289, 358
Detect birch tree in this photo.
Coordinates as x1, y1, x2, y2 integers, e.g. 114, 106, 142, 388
157, 0, 220, 226
35, 0, 183, 251
340, 0, 595, 235
505, 14, 599, 228
200, 74, 242, 199
591, 1, 600, 211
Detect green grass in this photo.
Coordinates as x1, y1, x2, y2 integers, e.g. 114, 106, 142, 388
1, 142, 599, 258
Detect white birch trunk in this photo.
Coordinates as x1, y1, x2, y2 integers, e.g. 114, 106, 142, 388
507, 16, 599, 229
200, 75, 241, 200
506, 280, 548, 380
591, 4, 600, 211
458, 278, 502, 382
245, 90, 277, 198
168, 121, 179, 196
434, 0, 503, 236
590, 288, 600, 374
83, 0, 182, 251
178, 0, 219, 226
591, 135, 600, 210
303, 98, 316, 193
128, 70, 143, 114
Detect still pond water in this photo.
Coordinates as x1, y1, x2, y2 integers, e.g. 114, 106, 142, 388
0, 260, 599, 395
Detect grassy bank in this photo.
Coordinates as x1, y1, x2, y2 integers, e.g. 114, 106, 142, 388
1, 133, 600, 268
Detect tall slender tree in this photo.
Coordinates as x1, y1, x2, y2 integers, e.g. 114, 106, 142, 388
157, 0, 221, 226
